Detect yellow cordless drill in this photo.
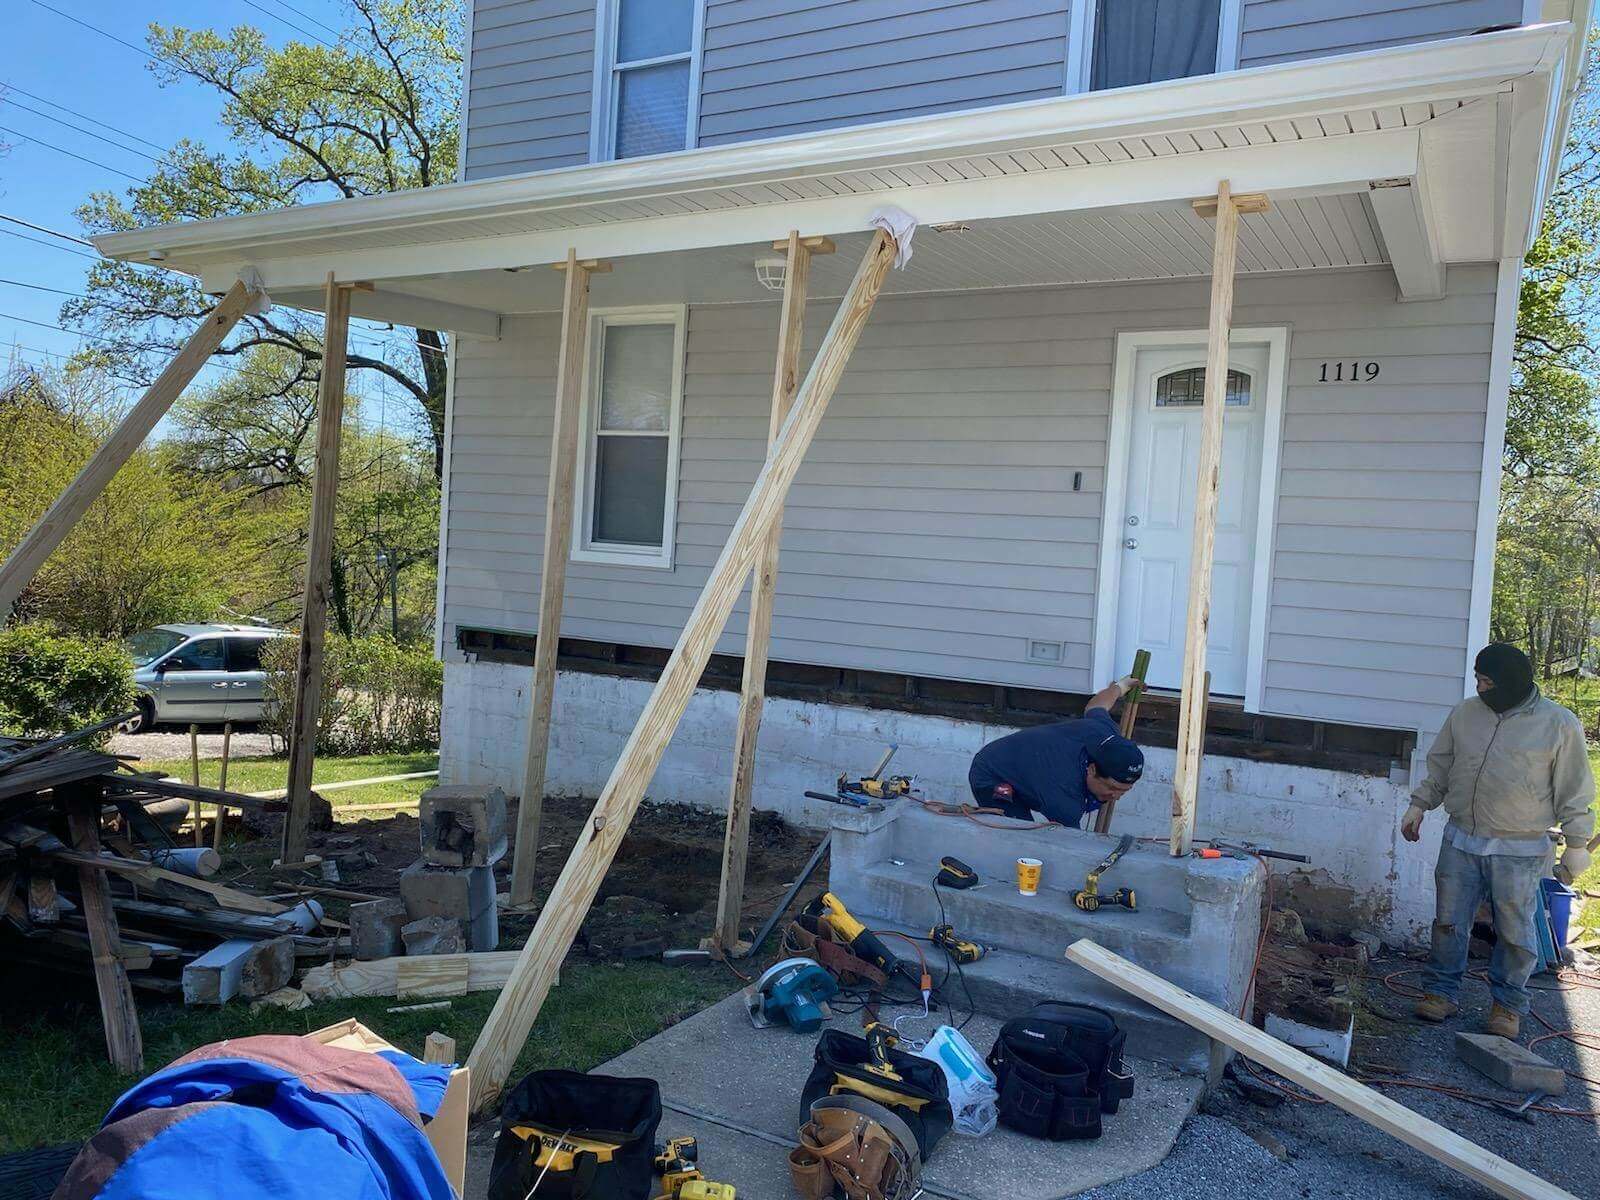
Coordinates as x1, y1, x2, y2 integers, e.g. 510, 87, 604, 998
652, 1138, 735, 1200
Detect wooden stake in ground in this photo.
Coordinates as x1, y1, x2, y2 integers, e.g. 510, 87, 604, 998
214, 721, 233, 851
0, 280, 256, 616
1092, 648, 1150, 835
712, 230, 833, 952
281, 275, 355, 868
466, 230, 901, 1113
1171, 183, 1245, 857
508, 251, 610, 910
190, 724, 203, 847
424, 1031, 456, 1064
1066, 939, 1577, 1200
64, 784, 144, 1072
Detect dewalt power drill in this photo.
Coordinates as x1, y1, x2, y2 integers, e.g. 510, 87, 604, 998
652, 1137, 735, 1200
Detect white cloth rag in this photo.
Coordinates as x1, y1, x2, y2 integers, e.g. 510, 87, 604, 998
870, 206, 918, 269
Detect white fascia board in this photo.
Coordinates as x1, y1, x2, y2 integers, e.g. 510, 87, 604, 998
97, 23, 1567, 268
272, 286, 503, 339
200, 130, 1421, 295
1367, 174, 1446, 301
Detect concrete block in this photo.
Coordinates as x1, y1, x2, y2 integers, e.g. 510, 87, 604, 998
399, 860, 499, 952
350, 898, 407, 961
182, 936, 296, 1005
1455, 1033, 1566, 1095
402, 915, 465, 956
419, 785, 508, 867
1265, 1011, 1354, 1067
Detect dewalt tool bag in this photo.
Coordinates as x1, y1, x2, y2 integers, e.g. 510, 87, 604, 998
487, 1070, 661, 1200
986, 1002, 1134, 1141
800, 1029, 952, 1160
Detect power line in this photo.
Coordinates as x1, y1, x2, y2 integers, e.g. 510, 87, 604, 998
263, 0, 342, 38
2, 98, 163, 165
0, 123, 147, 183
25, 1, 160, 63
0, 213, 95, 247
0, 277, 85, 299
1, 85, 169, 153
0, 226, 99, 261
239, 0, 337, 48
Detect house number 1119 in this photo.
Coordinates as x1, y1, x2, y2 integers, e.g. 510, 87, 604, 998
1319, 361, 1380, 382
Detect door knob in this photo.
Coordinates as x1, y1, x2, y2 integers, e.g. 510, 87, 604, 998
1123, 538, 1139, 550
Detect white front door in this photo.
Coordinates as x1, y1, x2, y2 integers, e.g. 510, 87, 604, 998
1113, 343, 1269, 696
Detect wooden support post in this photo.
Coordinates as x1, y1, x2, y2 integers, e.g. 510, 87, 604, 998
190, 724, 203, 846
215, 721, 232, 851
65, 784, 144, 1072
1092, 647, 1150, 835
280, 274, 353, 869
466, 230, 900, 1113
0, 280, 256, 615
711, 230, 830, 952
507, 250, 610, 910
1171, 183, 1242, 857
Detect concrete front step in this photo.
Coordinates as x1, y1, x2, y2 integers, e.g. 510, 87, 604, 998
863, 913, 1216, 1076
845, 858, 1190, 966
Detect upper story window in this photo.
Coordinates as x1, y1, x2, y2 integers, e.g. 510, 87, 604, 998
1075, 0, 1227, 92
603, 0, 700, 160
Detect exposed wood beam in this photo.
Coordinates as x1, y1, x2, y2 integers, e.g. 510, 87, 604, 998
1171, 183, 1244, 857
0, 280, 256, 615
465, 229, 900, 1114
66, 785, 144, 1072
1367, 174, 1445, 301
712, 230, 830, 952
507, 250, 606, 910
280, 275, 353, 868
273, 285, 503, 339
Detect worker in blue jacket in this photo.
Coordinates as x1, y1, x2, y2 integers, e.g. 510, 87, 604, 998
968, 677, 1145, 827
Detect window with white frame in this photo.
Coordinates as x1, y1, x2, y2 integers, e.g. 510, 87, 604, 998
601, 0, 698, 161
573, 309, 686, 568
1084, 0, 1223, 91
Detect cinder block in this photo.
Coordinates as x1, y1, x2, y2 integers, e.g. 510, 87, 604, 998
1456, 1033, 1566, 1095
419, 785, 508, 867
350, 898, 407, 961
400, 859, 499, 952
402, 915, 464, 956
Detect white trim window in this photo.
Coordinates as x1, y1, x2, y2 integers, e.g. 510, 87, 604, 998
595, 0, 704, 162
572, 307, 686, 569
1067, 1, 1241, 93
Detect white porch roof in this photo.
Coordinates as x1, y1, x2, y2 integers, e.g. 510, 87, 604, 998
95, 22, 1580, 336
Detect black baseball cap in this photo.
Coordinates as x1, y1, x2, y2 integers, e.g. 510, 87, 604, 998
1089, 734, 1144, 784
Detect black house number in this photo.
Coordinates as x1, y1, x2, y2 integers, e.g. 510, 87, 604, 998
1319, 361, 1380, 382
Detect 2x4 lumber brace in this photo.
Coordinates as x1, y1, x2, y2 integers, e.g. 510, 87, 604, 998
508, 251, 609, 909
0, 279, 255, 615
712, 230, 830, 951
1170, 182, 1243, 857
466, 229, 900, 1113
65, 785, 144, 1073
1066, 939, 1577, 1200
280, 275, 354, 868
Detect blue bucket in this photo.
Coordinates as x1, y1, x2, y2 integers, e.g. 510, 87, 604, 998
1541, 876, 1578, 948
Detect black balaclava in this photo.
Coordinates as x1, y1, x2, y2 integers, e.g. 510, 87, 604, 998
1474, 643, 1535, 714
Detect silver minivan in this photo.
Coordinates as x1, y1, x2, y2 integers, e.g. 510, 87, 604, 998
124, 623, 292, 730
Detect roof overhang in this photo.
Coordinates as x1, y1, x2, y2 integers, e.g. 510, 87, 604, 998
95, 21, 1580, 333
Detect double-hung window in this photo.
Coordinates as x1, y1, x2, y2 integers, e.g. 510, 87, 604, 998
573, 309, 686, 569
601, 0, 700, 161
1073, 1, 1231, 92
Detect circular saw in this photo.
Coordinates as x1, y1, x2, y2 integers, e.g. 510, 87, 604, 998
744, 957, 840, 1032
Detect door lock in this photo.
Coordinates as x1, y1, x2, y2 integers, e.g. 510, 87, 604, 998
1127, 516, 1139, 526
1123, 538, 1139, 550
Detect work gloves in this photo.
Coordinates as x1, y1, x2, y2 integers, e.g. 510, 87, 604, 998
1400, 804, 1426, 843
1115, 675, 1140, 694
1557, 845, 1591, 887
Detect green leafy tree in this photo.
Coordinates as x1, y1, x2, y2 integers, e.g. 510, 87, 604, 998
64, 0, 462, 476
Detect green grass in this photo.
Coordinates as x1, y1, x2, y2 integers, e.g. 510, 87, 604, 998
135, 751, 440, 811
1572, 746, 1600, 940
0, 959, 735, 1152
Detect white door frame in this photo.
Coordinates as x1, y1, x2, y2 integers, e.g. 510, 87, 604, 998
1092, 326, 1290, 712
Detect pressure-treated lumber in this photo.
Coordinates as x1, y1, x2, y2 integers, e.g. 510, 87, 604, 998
299, 950, 524, 1001
424, 1031, 457, 1064
281, 275, 354, 868
65, 787, 144, 1072
509, 250, 603, 909
1171, 183, 1242, 857
467, 230, 900, 1113
713, 229, 829, 952
1066, 939, 1578, 1200
214, 721, 232, 851
0, 280, 255, 615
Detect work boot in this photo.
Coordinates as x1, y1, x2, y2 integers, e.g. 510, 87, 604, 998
1413, 993, 1459, 1022
1484, 1003, 1520, 1039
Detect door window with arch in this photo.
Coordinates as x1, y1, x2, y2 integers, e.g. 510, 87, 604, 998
1152, 365, 1252, 408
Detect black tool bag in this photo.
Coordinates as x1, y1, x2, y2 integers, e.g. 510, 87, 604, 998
800, 1029, 953, 1160
487, 1070, 662, 1200
986, 1002, 1134, 1141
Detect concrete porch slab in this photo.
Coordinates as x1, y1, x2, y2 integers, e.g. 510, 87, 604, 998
592, 992, 1205, 1200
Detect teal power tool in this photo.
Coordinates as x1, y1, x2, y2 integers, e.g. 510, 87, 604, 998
745, 957, 841, 1032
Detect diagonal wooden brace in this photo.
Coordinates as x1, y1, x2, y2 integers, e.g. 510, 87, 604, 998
466, 229, 899, 1112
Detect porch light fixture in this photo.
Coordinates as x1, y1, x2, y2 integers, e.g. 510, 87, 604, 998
754, 256, 787, 292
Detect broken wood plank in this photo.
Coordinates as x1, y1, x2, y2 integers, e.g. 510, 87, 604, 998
0, 280, 255, 614
0, 712, 136, 773
397, 955, 470, 1000
65, 786, 144, 1073
1066, 939, 1577, 1200
182, 935, 296, 1005
299, 950, 525, 1001
424, 1031, 456, 1064
26, 873, 59, 924
104, 773, 287, 812
466, 229, 900, 1114
110, 897, 309, 940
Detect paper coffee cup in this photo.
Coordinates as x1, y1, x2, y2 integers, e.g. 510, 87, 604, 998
1016, 857, 1043, 896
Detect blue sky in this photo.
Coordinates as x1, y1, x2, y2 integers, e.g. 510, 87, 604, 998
1, 0, 425, 427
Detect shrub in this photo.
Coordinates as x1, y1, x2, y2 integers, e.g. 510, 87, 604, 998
262, 634, 442, 755
0, 625, 137, 739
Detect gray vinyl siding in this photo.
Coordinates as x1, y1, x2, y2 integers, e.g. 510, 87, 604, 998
463, 0, 596, 179
697, 0, 1070, 146
1237, 0, 1524, 68
442, 264, 1495, 738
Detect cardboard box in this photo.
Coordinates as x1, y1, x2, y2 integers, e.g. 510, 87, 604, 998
309, 1019, 469, 1198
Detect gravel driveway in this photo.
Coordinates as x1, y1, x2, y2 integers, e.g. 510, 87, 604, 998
108, 727, 278, 762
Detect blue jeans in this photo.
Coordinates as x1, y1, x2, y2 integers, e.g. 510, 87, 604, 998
1422, 840, 1543, 1014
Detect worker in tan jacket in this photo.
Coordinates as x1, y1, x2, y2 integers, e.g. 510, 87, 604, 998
1402, 644, 1594, 1038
